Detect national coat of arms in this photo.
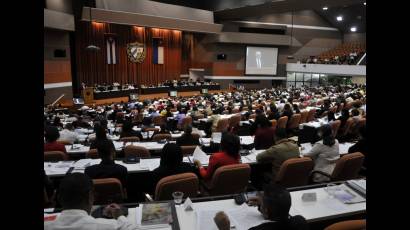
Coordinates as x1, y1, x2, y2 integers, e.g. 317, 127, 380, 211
126, 41, 146, 63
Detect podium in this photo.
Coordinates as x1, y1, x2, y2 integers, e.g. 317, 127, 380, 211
82, 87, 94, 104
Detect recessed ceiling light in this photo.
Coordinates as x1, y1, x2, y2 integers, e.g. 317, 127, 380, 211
350, 27, 357, 32
337, 16, 343, 21
364, 2, 366, 5
322, 6, 328, 10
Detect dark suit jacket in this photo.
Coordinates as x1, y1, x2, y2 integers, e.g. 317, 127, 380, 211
348, 139, 368, 167
249, 216, 309, 230
84, 160, 128, 188
281, 110, 294, 122
176, 134, 200, 146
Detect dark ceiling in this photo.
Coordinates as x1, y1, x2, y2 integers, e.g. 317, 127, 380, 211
316, 3, 366, 33
151, 0, 366, 33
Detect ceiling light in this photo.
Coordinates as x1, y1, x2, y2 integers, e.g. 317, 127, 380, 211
364, 2, 366, 5
350, 27, 357, 32
336, 16, 343, 21
322, 6, 328, 10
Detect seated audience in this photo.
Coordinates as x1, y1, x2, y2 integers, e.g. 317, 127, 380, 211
176, 108, 187, 128
214, 184, 308, 230
254, 115, 275, 150
89, 124, 109, 149
348, 125, 367, 169
58, 123, 79, 144
209, 108, 222, 132
120, 120, 143, 140
303, 125, 340, 182
44, 125, 67, 153
176, 125, 200, 146
152, 143, 198, 190
256, 129, 300, 181
281, 104, 294, 122
248, 184, 309, 230
194, 132, 241, 181
292, 104, 301, 114
85, 139, 128, 189
44, 173, 136, 230
337, 108, 350, 134
267, 104, 280, 121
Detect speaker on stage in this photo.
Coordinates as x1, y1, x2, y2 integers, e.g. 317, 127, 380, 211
82, 87, 94, 104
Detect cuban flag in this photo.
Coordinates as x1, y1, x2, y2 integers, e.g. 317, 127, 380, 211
106, 34, 117, 64
152, 37, 164, 64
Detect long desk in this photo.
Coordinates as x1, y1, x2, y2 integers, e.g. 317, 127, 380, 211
94, 89, 139, 100
140, 85, 220, 94
45, 182, 366, 230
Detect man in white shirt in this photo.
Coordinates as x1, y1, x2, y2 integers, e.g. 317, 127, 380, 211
44, 173, 138, 230
58, 123, 79, 144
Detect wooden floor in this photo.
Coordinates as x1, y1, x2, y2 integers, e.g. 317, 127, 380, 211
58, 89, 229, 108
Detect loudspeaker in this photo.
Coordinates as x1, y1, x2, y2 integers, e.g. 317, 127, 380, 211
54, 49, 66, 58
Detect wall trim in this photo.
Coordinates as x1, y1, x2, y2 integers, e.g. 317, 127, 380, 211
44, 82, 73, 89
234, 21, 339, 31
205, 76, 286, 80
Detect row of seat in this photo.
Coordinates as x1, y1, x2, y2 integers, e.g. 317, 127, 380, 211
60, 151, 364, 205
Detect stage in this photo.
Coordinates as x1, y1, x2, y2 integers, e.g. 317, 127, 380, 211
58, 89, 228, 108
93, 85, 220, 100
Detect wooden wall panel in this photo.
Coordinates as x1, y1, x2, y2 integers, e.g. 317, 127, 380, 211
75, 22, 183, 88
44, 60, 72, 83
212, 62, 243, 76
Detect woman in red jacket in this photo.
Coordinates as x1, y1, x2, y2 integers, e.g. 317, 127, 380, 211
194, 132, 241, 181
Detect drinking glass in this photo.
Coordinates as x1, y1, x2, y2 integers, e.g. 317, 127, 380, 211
172, 191, 184, 205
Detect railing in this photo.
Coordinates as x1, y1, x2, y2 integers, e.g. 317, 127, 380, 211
357, 53, 366, 65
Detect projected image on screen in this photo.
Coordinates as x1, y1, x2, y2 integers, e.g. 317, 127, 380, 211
245, 46, 278, 75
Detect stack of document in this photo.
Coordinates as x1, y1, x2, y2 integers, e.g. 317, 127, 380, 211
345, 179, 366, 196
325, 184, 366, 204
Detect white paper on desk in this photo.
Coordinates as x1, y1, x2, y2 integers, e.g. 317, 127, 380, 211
183, 157, 191, 163
196, 210, 232, 230
227, 204, 268, 230
244, 153, 257, 163
199, 138, 211, 146
193, 146, 209, 165
140, 158, 160, 171
339, 142, 354, 154
113, 141, 124, 150
73, 159, 98, 169
300, 143, 313, 155
211, 132, 222, 143
54, 161, 75, 168
240, 136, 254, 145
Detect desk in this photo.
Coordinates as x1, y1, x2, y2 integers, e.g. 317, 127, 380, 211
121, 183, 365, 229
300, 142, 355, 155
94, 89, 139, 100
140, 85, 220, 94
45, 157, 193, 178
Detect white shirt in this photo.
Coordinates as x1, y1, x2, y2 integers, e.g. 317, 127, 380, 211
304, 140, 340, 182
58, 129, 79, 144
44, 209, 138, 230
